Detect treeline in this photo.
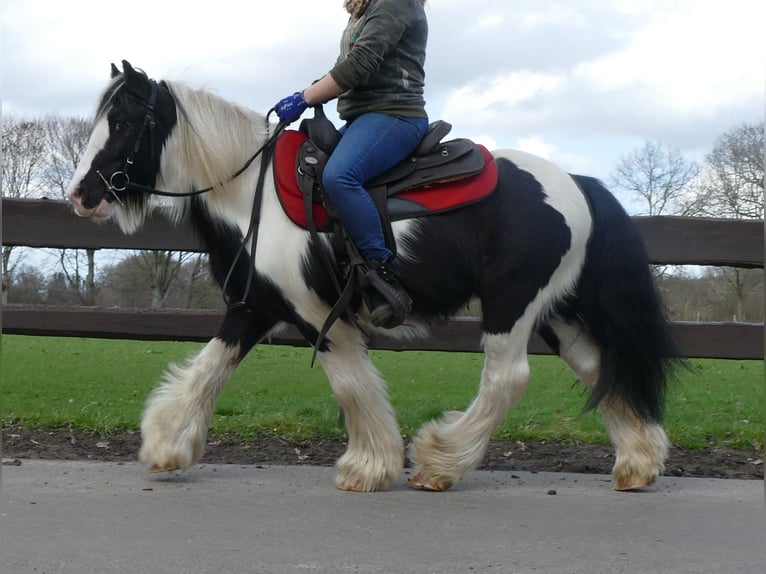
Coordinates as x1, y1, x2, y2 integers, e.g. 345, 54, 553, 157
657, 267, 763, 323
5, 254, 763, 323
7, 252, 223, 311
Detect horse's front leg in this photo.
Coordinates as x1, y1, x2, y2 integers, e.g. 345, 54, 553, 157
318, 323, 404, 492
139, 307, 275, 473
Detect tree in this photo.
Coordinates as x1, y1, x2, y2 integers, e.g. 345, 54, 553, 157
610, 140, 700, 282
6, 265, 47, 304
42, 115, 98, 305
656, 268, 763, 323
97, 251, 202, 308
1, 117, 48, 295
137, 250, 196, 308
56, 248, 97, 306
610, 139, 699, 216
1, 118, 47, 198
97, 256, 150, 307
45, 272, 83, 305
179, 254, 221, 309
688, 121, 764, 321
42, 115, 91, 199
691, 122, 764, 220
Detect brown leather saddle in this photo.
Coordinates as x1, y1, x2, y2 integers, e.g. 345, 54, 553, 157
295, 106, 487, 254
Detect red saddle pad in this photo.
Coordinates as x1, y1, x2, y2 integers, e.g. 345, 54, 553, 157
273, 130, 498, 230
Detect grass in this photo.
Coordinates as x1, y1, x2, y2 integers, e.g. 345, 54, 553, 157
1, 335, 763, 450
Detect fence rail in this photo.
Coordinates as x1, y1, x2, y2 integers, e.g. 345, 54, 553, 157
2, 198, 764, 360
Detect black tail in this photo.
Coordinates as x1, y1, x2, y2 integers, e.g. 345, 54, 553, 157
567, 175, 677, 422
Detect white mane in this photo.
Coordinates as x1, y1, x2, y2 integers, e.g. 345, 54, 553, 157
157, 81, 273, 221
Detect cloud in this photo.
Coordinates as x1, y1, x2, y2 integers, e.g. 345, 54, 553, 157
2, 0, 762, 182
431, 0, 763, 160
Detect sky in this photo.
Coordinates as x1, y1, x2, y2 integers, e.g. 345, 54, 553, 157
2, 0, 764, 192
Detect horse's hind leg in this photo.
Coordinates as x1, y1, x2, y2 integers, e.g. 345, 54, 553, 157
318, 323, 404, 492
139, 307, 274, 473
543, 316, 669, 490
409, 326, 532, 491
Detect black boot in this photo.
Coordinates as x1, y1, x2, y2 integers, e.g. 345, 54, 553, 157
363, 260, 412, 329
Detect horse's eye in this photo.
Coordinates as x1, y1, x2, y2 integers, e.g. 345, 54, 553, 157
113, 121, 131, 133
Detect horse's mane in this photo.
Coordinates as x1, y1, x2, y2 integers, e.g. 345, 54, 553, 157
164, 81, 271, 196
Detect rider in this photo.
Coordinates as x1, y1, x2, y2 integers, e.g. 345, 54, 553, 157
274, 0, 429, 329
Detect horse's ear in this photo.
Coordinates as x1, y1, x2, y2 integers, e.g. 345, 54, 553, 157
122, 60, 138, 82
111, 63, 121, 78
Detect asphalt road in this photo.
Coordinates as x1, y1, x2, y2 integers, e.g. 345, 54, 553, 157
1, 460, 763, 574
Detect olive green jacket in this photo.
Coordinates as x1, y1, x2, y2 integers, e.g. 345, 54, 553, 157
330, 0, 428, 121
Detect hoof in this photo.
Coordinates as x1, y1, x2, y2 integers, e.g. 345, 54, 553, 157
334, 459, 400, 492
408, 471, 453, 492
148, 464, 180, 474
335, 480, 370, 493
335, 473, 391, 493
614, 476, 655, 491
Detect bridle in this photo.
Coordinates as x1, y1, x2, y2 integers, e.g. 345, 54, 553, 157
96, 78, 284, 204
95, 76, 286, 310
95, 79, 160, 206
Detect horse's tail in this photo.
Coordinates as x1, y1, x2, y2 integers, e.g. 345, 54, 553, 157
569, 175, 677, 422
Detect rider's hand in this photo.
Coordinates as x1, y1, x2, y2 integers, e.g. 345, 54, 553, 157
274, 91, 308, 125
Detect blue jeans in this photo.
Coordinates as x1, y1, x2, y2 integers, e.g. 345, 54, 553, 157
322, 112, 429, 262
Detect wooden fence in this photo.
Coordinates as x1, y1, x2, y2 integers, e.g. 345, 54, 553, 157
2, 198, 764, 360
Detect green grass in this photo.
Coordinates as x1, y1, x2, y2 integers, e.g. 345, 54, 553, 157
1, 335, 763, 450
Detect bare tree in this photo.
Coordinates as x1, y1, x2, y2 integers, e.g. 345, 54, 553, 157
141, 251, 189, 308
56, 248, 97, 305
691, 121, 764, 220
182, 254, 221, 308
609, 139, 700, 281
42, 115, 98, 304
610, 139, 699, 216
687, 121, 764, 321
1, 118, 47, 197
2, 117, 48, 293
98, 252, 220, 308
5, 265, 47, 304
42, 115, 91, 198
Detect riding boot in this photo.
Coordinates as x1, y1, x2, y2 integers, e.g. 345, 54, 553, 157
362, 259, 412, 329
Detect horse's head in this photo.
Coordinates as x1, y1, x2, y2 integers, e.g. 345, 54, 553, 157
67, 60, 177, 234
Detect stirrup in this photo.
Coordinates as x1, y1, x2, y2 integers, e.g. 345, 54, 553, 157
363, 261, 412, 329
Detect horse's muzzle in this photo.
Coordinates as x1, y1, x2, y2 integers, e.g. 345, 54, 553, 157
69, 188, 113, 219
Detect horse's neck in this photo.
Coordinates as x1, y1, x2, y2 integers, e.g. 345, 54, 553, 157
159, 83, 270, 219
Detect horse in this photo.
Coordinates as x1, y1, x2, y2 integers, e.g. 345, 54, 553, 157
67, 61, 676, 492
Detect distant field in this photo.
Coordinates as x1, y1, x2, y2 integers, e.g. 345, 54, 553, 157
1, 335, 762, 449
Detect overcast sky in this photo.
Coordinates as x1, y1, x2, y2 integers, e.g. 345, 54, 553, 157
2, 0, 764, 185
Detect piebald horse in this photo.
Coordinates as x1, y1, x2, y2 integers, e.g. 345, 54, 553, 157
67, 61, 675, 492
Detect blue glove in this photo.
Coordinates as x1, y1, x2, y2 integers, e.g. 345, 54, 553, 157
274, 91, 308, 124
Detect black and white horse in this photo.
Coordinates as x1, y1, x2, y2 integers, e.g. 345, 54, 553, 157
68, 61, 676, 492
